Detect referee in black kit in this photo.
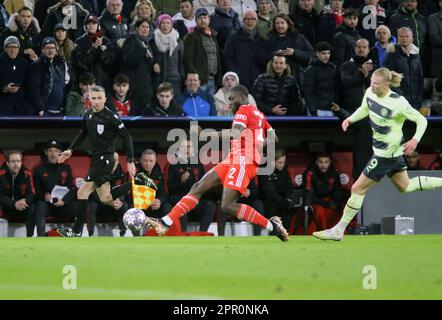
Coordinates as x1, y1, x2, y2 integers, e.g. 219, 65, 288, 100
57, 85, 136, 237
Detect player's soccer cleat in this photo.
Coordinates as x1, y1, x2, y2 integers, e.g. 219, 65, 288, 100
57, 227, 82, 237
269, 216, 290, 242
134, 172, 158, 190
313, 228, 343, 241
145, 217, 169, 236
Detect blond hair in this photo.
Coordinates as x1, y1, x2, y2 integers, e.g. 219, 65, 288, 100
373, 67, 403, 88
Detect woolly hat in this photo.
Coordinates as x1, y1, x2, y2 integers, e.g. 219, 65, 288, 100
156, 14, 173, 28
4, 36, 20, 48
243, 10, 258, 21
222, 71, 240, 84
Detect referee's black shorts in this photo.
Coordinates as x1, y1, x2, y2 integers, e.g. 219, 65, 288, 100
86, 153, 116, 187
363, 155, 407, 182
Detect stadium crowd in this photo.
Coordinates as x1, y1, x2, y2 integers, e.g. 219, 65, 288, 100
0, 0, 441, 117
1, 0, 442, 237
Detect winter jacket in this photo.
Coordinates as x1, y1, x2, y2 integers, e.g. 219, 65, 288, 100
136, 162, 168, 204
34, 0, 57, 27
384, 44, 424, 109
175, 88, 216, 117
388, 6, 428, 48
0, 51, 30, 115
144, 100, 184, 117
120, 32, 156, 109
332, 24, 361, 68
33, 160, 75, 204
27, 55, 66, 114
77, 0, 106, 16
357, 4, 387, 46
0, 13, 42, 62
303, 58, 338, 115
0, 163, 35, 211
290, 5, 319, 46
223, 27, 267, 91
183, 27, 222, 85
167, 159, 205, 198
42, 2, 89, 40
368, 36, 397, 67
149, 35, 185, 96
72, 32, 116, 92
428, 10, 442, 77
316, 11, 340, 44
258, 166, 295, 210
98, 8, 128, 45
303, 162, 342, 210
252, 61, 304, 115
209, 7, 241, 50
340, 55, 374, 112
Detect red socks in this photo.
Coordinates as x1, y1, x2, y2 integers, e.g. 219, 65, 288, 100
236, 204, 269, 229
167, 194, 200, 221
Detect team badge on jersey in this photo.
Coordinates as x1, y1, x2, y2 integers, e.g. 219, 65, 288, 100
381, 108, 389, 117
97, 124, 104, 135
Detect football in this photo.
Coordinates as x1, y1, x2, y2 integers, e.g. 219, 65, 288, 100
123, 208, 147, 231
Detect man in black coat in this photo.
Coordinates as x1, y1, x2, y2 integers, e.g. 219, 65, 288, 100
290, 0, 319, 47
332, 7, 361, 68
145, 82, 184, 117
0, 150, 35, 237
0, 36, 30, 115
252, 54, 304, 115
98, 0, 128, 45
33, 140, 77, 237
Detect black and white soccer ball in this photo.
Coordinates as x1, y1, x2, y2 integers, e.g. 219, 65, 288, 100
123, 208, 147, 231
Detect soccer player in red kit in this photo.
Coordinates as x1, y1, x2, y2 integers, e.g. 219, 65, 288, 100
145, 85, 289, 241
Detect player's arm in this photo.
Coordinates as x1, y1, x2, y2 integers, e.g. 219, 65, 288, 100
343, 91, 370, 132
401, 99, 428, 156
113, 115, 136, 177
59, 116, 88, 163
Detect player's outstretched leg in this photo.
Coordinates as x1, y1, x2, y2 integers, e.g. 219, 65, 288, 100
221, 188, 289, 242
145, 169, 222, 236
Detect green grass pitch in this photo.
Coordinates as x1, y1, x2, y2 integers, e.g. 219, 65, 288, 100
1, 235, 441, 299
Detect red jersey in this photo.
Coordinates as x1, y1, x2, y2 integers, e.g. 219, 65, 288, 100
230, 105, 273, 165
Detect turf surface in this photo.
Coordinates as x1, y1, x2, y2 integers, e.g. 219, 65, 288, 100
0, 235, 441, 299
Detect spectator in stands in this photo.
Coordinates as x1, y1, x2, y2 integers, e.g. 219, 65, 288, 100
146, 81, 184, 116
290, 0, 320, 47
428, 1, 442, 82
317, 0, 344, 44
52, 22, 75, 86
106, 73, 146, 116
274, 0, 296, 15
405, 150, 426, 170
168, 139, 216, 232
33, 139, 77, 237
151, 0, 181, 16
120, 18, 158, 109
302, 153, 343, 231
176, 72, 216, 116
332, 7, 361, 68
214, 71, 256, 115
223, 9, 266, 92
429, 150, 442, 170
209, 0, 241, 51
0, 36, 30, 116
34, 0, 57, 27
264, 13, 314, 87
88, 162, 129, 236
384, 27, 424, 110
368, 25, 396, 67
0, 150, 35, 237
304, 41, 338, 116
231, 0, 256, 21
184, 7, 221, 96
150, 14, 185, 96
0, 6, 41, 63
431, 72, 442, 115
129, 0, 156, 34
99, 0, 128, 45
193, 0, 217, 15
173, 0, 196, 39
340, 38, 374, 112
388, 0, 427, 50
339, 38, 373, 179
27, 37, 66, 116
258, 149, 297, 229
64, 72, 95, 115
4, 0, 36, 15
256, 0, 277, 39
357, 0, 386, 46
253, 54, 304, 115
0, 3, 10, 34
42, 0, 89, 40
137, 149, 171, 219
72, 14, 115, 93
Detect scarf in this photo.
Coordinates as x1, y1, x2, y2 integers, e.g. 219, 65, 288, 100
154, 28, 179, 56
242, 26, 257, 40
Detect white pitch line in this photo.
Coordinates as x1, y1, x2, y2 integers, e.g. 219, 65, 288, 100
0, 284, 225, 300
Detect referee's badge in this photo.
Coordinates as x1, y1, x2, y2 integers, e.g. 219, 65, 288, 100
97, 124, 104, 135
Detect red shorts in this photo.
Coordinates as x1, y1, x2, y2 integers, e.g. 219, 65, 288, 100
213, 157, 258, 195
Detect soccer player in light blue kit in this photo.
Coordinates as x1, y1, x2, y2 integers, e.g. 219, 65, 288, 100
314, 67, 442, 241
